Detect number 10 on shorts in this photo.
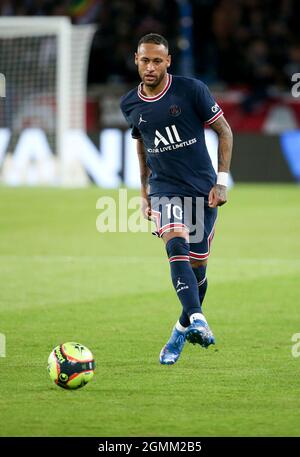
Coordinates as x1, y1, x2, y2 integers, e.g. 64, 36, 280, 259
166, 203, 183, 220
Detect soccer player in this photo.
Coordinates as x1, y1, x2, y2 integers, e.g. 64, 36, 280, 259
120, 33, 233, 365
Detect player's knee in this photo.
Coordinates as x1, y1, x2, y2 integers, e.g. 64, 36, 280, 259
190, 258, 208, 268
166, 236, 190, 259
162, 230, 188, 245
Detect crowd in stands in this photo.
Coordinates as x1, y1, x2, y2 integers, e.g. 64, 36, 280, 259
193, 0, 300, 93
1, 0, 299, 95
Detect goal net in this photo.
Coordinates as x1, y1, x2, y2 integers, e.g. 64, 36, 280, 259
0, 17, 95, 184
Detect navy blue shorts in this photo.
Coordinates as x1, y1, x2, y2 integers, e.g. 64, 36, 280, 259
150, 195, 217, 260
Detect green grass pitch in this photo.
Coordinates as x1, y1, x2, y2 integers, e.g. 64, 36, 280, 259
0, 184, 300, 437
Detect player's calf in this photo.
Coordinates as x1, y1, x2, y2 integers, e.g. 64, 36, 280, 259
165, 236, 202, 318
191, 262, 208, 306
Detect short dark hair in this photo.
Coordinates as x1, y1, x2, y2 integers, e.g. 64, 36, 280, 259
138, 33, 169, 52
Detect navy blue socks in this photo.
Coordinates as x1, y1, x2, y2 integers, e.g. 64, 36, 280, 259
166, 237, 202, 322
193, 264, 208, 305
178, 265, 208, 328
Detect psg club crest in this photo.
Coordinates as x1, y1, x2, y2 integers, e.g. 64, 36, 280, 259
169, 104, 181, 117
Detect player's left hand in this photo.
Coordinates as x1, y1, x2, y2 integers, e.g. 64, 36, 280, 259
208, 184, 227, 208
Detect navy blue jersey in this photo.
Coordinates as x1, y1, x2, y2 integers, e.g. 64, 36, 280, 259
120, 74, 223, 197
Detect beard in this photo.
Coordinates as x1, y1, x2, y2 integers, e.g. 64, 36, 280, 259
141, 71, 165, 88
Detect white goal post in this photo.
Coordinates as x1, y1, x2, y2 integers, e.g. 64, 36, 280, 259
0, 17, 95, 179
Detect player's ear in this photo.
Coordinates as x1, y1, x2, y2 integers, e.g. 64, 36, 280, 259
167, 54, 171, 68
134, 52, 138, 66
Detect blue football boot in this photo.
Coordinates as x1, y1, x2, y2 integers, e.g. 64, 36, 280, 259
159, 327, 186, 365
185, 319, 215, 348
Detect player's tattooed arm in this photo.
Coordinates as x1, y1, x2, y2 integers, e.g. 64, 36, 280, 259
208, 115, 233, 208
136, 138, 150, 193
136, 138, 152, 219
210, 115, 233, 172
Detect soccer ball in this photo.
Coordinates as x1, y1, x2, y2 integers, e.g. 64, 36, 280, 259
47, 342, 95, 389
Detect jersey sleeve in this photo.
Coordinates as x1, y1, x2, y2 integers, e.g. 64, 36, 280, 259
193, 80, 224, 125
131, 125, 142, 139
120, 97, 142, 139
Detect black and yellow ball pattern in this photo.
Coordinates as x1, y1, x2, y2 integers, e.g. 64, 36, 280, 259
48, 342, 95, 389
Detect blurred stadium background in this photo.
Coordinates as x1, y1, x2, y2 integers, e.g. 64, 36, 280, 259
0, 0, 300, 185
1, 0, 300, 439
